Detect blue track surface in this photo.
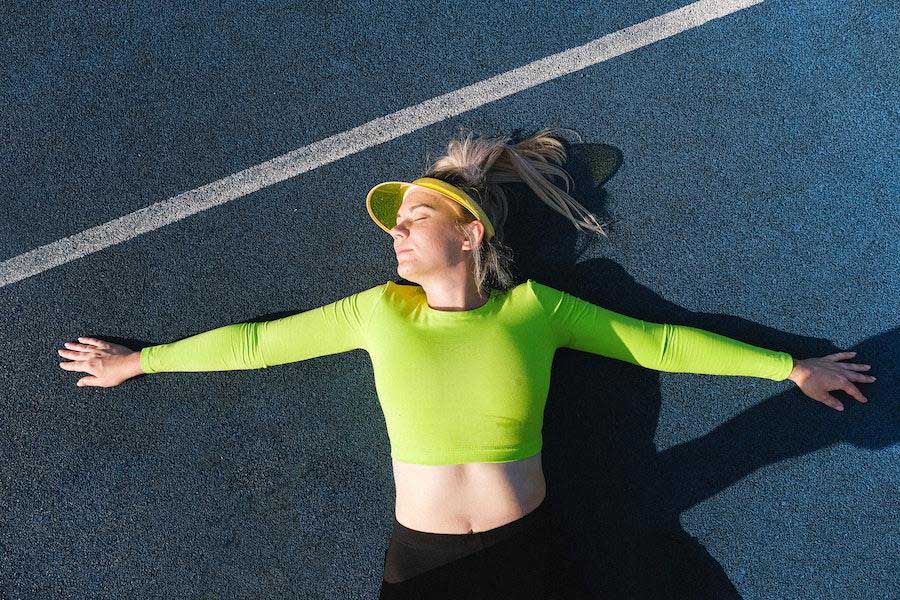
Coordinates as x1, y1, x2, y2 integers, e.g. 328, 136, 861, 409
2, 1, 897, 598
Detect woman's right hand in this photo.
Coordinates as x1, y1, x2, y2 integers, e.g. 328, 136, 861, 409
57, 337, 142, 388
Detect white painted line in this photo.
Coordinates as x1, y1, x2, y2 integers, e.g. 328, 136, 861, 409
1, 0, 763, 289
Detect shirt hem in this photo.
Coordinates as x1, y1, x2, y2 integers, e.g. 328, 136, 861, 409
390, 441, 543, 466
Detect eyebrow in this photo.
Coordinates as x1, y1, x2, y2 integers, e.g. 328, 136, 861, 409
396, 203, 436, 219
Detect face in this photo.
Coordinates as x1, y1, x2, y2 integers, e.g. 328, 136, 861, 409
389, 187, 483, 282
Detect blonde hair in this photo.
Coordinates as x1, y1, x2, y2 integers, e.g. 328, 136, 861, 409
421, 125, 610, 296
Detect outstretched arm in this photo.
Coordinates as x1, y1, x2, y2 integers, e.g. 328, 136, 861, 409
139, 283, 387, 374
527, 279, 793, 381
526, 280, 876, 410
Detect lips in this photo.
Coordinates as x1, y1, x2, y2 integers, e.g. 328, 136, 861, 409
396, 249, 412, 256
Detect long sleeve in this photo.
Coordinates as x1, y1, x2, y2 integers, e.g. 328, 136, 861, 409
527, 279, 793, 381
139, 283, 388, 374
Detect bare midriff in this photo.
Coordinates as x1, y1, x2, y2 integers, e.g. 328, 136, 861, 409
391, 451, 547, 534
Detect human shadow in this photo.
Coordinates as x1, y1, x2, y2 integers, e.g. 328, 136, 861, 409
493, 139, 896, 598
522, 259, 895, 598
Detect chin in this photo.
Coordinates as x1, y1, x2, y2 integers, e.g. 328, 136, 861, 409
397, 264, 420, 279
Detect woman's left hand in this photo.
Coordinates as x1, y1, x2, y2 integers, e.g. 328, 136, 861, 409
788, 351, 875, 411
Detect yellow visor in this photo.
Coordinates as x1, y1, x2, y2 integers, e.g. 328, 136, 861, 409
365, 176, 495, 240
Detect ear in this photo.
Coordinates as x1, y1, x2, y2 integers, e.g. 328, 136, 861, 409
461, 220, 485, 251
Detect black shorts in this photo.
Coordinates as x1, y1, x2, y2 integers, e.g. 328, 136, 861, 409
378, 495, 592, 599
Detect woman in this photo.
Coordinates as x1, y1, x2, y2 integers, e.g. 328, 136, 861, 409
57, 126, 875, 599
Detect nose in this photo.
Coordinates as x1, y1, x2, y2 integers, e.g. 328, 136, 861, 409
390, 222, 408, 239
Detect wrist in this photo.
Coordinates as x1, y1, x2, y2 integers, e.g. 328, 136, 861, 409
787, 357, 802, 383
128, 350, 145, 377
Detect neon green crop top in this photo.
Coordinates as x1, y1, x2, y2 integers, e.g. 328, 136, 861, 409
140, 279, 794, 465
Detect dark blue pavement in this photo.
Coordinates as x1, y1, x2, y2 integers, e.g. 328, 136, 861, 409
1, 0, 897, 598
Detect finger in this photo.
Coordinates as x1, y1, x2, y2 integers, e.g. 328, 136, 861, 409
76, 377, 97, 387
825, 351, 856, 361
59, 346, 100, 359
843, 371, 877, 384
64, 341, 95, 351
58, 348, 89, 359
59, 360, 97, 375
78, 337, 105, 347
840, 381, 868, 404
58, 360, 85, 371
837, 363, 871, 371
819, 394, 844, 411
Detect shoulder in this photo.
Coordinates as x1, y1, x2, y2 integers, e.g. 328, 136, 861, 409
522, 277, 564, 297
342, 281, 392, 313
356, 280, 392, 298
519, 279, 568, 314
